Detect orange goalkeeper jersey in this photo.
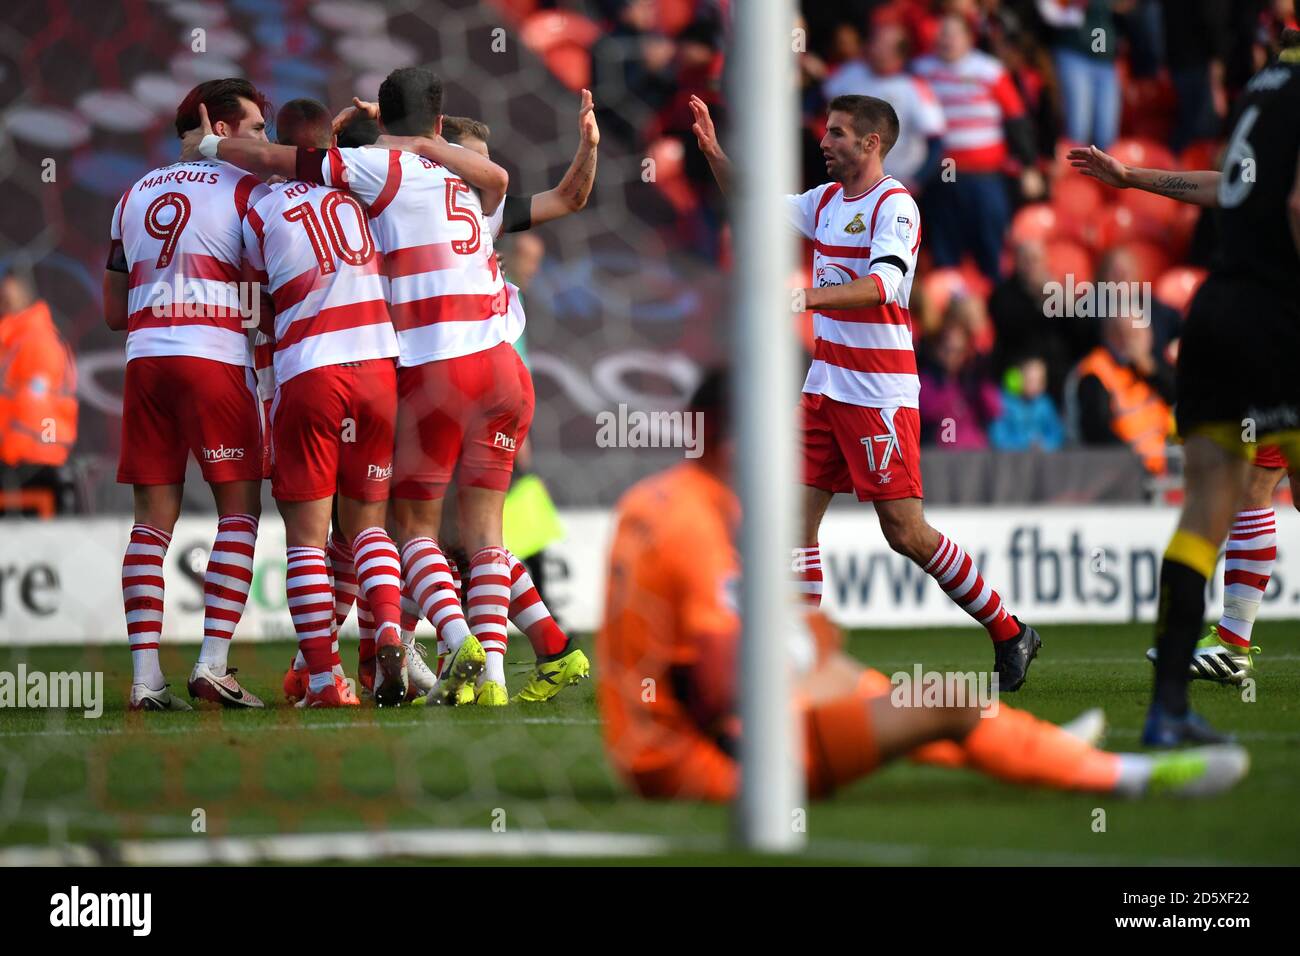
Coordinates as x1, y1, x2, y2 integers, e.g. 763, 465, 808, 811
596, 462, 741, 780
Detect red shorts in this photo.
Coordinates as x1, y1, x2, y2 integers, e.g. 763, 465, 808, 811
393, 342, 535, 500
1254, 444, 1288, 470
118, 356, 263, 485
270, 359, 396, 502
800, 393, 923, 501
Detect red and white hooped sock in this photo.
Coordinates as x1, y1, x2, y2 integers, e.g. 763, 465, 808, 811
352, 527, 403, 647
504, 552, 568, 658
401, 537, 472, 654
199, 514, 258, 674
358, 594, 377, 662
468, 548, 512, 685
286, 546, 335, 691
123, 524, 171, 689
793, 545, 823, 607
1219, 508, 1276, 647
327, 530, 359, 632
923, 534, 1020, 642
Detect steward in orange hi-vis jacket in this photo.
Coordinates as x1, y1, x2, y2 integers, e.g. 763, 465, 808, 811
0, 289, 78, 467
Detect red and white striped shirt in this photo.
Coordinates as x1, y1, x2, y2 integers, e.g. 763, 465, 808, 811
314, 146, 508, 366
110, 160, 268, 366
242, 180, 397, 385
910, 51, 1024, 173
788, 176, 922, 409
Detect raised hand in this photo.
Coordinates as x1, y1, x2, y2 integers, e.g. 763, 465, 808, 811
180, 103, 215, 161
578, 88, 599, 148
331, 97, 381, 135
688, 94, 720, 158
1067, 145, 1129, 189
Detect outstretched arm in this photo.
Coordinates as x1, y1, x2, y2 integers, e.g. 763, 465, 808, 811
689, 94, 733, 195
530, 88, 600, 225
180, 104, 297, 179
1068, 145, 1221, 207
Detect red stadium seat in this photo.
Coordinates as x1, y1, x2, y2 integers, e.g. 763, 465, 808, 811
647, 136, 697, 214
1092, 203, 1145, 248
956, 259, 992, 301
1052, 174, 1102, 242
1118, 184, 1180, 233
1044, 239, 1093, 284
921, 267, 979, 318
1051, 138, 1085, 181
1008, 203, 1059, 244
657, 0, 696, 35
1155, 266, 1208, 316
520, 10, 602, 54
544, 43, 591, 91
1179, 139, 1222, 173
1107, 137, 1176, 174
492, 0, 541, 22
1165, 201, 1201, 258
1115, 241, 1171, 283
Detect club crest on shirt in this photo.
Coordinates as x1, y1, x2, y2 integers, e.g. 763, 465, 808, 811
844, 212, 866, 234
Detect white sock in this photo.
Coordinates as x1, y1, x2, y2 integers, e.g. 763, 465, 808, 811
132, 649, 164, 691
484, 651, 506, 685
197, 637, 229, 674
1114, 754, 1152, 797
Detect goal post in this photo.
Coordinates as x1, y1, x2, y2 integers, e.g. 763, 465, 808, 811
731, 0, 806, 853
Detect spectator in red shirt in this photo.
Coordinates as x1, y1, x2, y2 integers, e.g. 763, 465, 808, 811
913, 13, 1041, 279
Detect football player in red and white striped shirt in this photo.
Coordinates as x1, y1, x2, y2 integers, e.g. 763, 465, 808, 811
418, 106, 596, 704
690, 92, 1043, 690
182, 68, 517, 707
105, 79, 273, 712
240, 98, 405, 708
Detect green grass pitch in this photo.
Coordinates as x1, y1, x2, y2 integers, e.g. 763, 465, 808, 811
0, 623, 1296, 865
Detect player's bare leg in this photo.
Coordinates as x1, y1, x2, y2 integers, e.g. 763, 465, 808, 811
794, 486, 834, 606
872, 496, 1041, 690
394, 494, 484, 707
124, 483, 191, 711
1145, 435, 1251, 745
1148, 462, 1282, 684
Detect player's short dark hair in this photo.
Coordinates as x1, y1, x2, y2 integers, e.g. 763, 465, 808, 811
336, 113, 380, 148
275, 98, 332, 149
175, 78, 270, 138
687, 367, 730, 442
377, 66, 443, 137
827, 94, 899, 156
441, 116, 491, 146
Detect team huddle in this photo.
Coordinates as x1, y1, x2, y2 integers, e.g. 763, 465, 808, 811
107, 69, 596, 710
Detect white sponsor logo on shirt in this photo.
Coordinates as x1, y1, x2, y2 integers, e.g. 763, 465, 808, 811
203, 445, 245, 461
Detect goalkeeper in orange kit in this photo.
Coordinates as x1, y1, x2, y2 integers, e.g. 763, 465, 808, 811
595, 370, 1249, 802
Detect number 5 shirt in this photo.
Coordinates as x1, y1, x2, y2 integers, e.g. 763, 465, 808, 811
300, 145, 509, 367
